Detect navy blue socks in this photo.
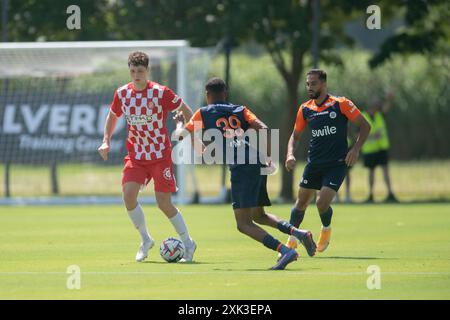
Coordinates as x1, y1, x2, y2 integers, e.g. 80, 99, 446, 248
319, 207, 333, 227
262, 234, 290, 254
289, 207, 305, 228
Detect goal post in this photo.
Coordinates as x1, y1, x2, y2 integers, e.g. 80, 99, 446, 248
0, 40, 213, 205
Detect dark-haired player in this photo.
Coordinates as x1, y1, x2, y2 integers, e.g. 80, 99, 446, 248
175, 78, 316, 270
284, 69, 371, 253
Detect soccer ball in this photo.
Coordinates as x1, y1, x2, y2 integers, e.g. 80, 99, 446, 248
159, 237, 185, 263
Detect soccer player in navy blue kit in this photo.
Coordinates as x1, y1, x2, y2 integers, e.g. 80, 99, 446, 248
284, 69, 371, 253
175, 78, 316, 270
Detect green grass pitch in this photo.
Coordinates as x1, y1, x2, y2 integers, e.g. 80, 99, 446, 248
0, 203, 449, 299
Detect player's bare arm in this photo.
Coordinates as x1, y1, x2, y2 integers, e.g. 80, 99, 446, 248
98, 110, 118, 161
173, 111, 205, 155
250, 119, 277, 174
173, 112, 187, 138
285, 129, 302, 172
177, 103, 194, 125
345, 114, 371, 167
250, 118, 270, 158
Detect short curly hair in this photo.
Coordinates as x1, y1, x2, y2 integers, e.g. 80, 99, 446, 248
205, 77, 227, 94
307, 69, 327, 82
128, 51, 149, 68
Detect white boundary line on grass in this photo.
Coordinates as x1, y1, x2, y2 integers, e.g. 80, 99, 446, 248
0, 271, 449, 276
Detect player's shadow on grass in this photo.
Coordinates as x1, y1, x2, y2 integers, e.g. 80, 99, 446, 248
213, 267, 316, 272
142, 261, 213, 265
313, 256, 398, 260
213, 268, 270, 272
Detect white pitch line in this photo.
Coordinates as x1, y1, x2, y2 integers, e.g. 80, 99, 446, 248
0, 271, 449, 276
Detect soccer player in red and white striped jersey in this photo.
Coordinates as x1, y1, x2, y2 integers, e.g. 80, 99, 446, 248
98, 51, 196, 262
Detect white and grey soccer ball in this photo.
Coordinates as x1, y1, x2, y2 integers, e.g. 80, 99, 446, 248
159, 237, 185, 263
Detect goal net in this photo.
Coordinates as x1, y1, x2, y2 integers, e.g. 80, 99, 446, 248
0, 40, 214, 205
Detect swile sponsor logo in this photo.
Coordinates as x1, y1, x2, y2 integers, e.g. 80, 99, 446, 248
311, 126, 337, 137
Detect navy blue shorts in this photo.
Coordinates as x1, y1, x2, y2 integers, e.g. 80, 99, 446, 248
300, 163, 348, 192
230, 164, 271, 209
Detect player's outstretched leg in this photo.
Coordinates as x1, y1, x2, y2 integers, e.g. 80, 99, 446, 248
156, 192, 196, 263
235, 208, 299, 270
251, 207, 316, 257
316, 187, 335, 253
123, 182, 155, 262
270, 246, 298, 270
277, 221, 317, 257
284, 187, 315, 251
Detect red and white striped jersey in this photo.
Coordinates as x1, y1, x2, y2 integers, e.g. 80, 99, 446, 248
110, 80, 183, 162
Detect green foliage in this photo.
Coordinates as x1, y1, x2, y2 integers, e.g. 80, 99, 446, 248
209, 52, 287, 127
370, 0, 450, 67
5, 0, 449, 198
209, 49, 450, 159
7, 0, 113, 41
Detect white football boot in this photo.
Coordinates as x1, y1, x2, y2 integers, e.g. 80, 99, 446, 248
135, 238, 154, 262
180, 240, 197, 263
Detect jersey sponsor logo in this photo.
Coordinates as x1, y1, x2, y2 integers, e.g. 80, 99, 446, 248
329, 111, 337, 119
307, 110, 332, 121
126, 114, 157, 126
311, 125, 337, 137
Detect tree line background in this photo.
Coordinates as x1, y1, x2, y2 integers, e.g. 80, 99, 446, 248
3, 0, 449, 200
